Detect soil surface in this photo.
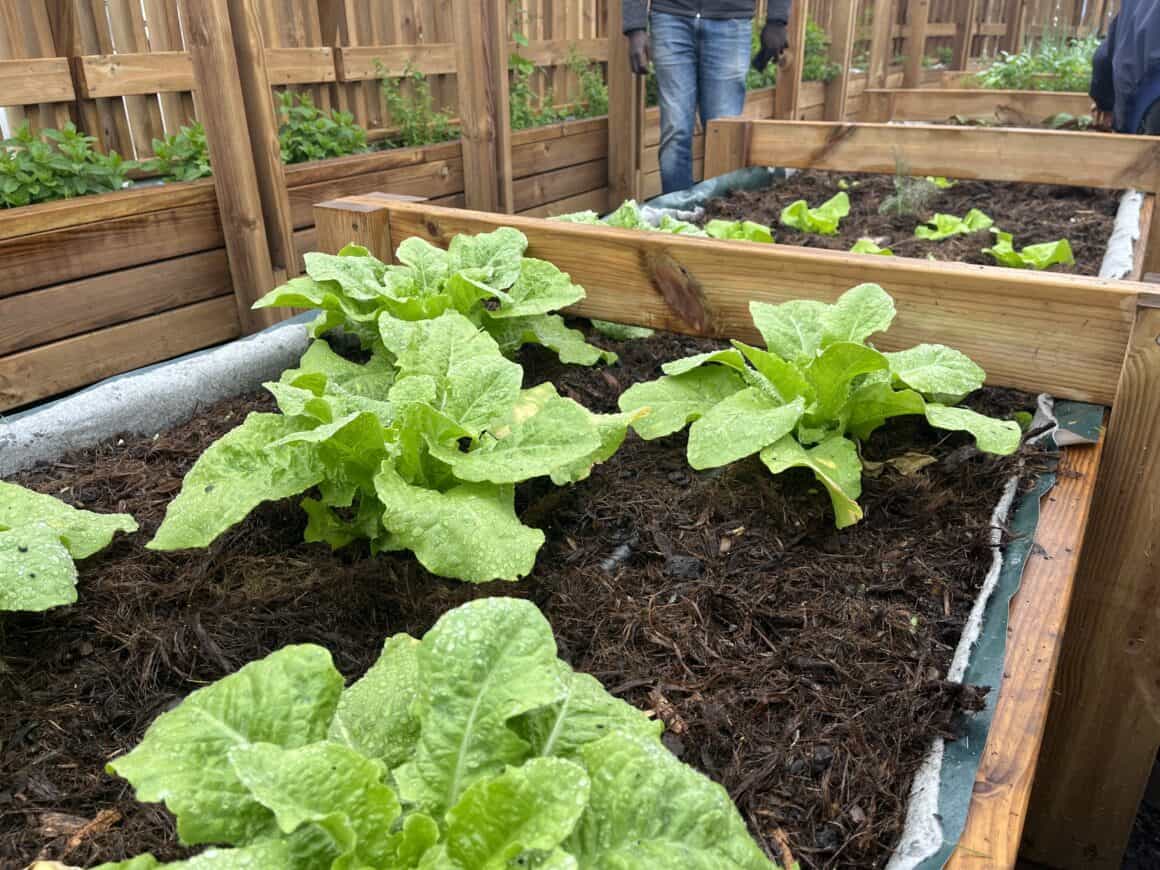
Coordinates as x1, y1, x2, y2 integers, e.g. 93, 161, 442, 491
704, 172, 1120, 276
2, 332, 1043, 869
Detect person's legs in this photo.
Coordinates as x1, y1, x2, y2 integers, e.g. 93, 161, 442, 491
697, 17, 751, 131
650, 12, 698, 193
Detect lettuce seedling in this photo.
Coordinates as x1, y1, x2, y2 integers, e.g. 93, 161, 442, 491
619, 284, 1021, 528
149, 313, 635, 583
850, 238, 894, 255
705, 218, 775, 243
779, 191, 850, 235
557, 200, 776, 243
914, 208, 994, 241
255, 229, 613, 366
983, 229, 1075, 270
0, 481, 136, 612
925, 175, 957, 189
101, 597, 779, 870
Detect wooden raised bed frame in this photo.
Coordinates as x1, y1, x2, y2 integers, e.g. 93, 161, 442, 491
313, 137, 1160, 867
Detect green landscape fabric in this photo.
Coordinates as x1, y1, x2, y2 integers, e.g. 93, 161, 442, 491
917, 399, 1104, 869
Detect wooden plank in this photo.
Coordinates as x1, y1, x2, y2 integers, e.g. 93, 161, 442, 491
0, 199, 224, 297
351, 197, 1137, 404
315, 193, 398, 255
517, 37, 609, 65
864, 87, 1092, 122
0, 248, 231, 356
948, 436, 1106, 868
518, 186, 610, 218
0, 57, 74, 104
0, 296, 240, 412
140, 0, 196, 133
513, 159, 608, 211
75, 51, 194, 98
732, 120, 1160, 192
606, 0, 642, 202
904, 0, 931, 88
453, 0, 512, 212
775, 0, 809, 119
1022, 302, 1160, 868
868, 0, 897, 88
512, 128, 608, 178
1132, 195, 1155, 282
952, 0, 981, 70
179, 0, 281, 332
704, 121, 749, 179
1003, 0, 1027, 51
336, 43, 458, 80
264, 46, 337, 85
824, 0, 859, 122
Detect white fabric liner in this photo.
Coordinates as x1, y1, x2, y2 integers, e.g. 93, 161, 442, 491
1099, 189, 1144, 280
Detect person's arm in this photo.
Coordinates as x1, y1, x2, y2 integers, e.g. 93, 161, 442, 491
767, 0, 791, 25
622, 0, 651, 75
755, 0, 791, 70
1089, 14, 1117, 118
622, 0, 648, 34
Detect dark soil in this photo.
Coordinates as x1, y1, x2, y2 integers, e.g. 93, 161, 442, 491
704, 172, 1120, 276
1, 332, 1044, 869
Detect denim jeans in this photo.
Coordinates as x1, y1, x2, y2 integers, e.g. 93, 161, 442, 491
650, 11, 751, 193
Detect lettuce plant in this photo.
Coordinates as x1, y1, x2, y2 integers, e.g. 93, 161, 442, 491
149, 312, 635, 582
98, 597, 778, 870
850, 238, 893, 255
0, 481, 137, 612
779, 192, 849, 236
924, 176, 957, 189
618, 284, 1021, 528
705, 219, 774, 243
983, 230, 1075, 270
256, 231, 613, 366
557, 201, 775, 243
914, 209, 994, 241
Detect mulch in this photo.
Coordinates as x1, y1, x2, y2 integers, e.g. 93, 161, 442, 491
2, 331, 1044, 869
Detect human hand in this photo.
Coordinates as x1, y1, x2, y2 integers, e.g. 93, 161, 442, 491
628, 30, 651, 76
753, 21, 789, 71
1091, 102, 1113, 130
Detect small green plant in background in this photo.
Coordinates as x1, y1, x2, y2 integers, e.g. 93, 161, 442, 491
557, 200, 775, 243
780, 191, 850, 235
619, 284, 1021, 529
509, 51, 564, 130
379, 64, 458, 148
99, 597, 780, 869
983, 229, 1075, 269
975, 35, 1098, 92
851, 238, 893, 255
915, 208, 994, 241
879, 167, 942, 218
278, 91, 368, 164
0, 122, 134, 208
145, 121, 212, 182
1, 481, 137, 612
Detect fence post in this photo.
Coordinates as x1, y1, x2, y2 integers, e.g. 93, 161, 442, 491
453, 0, 513, 213
903, 0, 931, 87
178, 0, 282, 332
607, 0, 643, 202
823, 0, 859, 121
868, 0, 897, 88
952, 0, 981, 70
774, 0, 809, 119
1003, 0, 1028, 52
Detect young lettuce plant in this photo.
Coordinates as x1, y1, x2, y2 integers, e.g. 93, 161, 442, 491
914, 208, 994, 241
556, 200, 775, 243
149, 312, 635, 583
1, 481, 136, 612
983, 230, 1075, 270
850, 238, 893, 255
255, 229, 613, 366
618, 284, 1021, 529
779, 191, 849, 235
98, 597, 779, 870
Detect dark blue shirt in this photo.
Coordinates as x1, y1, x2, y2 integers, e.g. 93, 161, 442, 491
1091, 0, 1160, 132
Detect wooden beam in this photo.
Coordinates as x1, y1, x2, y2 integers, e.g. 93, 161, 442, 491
775, 0, 809, 119
704, 120, 751, 179
517, 38, 609, 66
904, 0, 931, 88
949, 435, 1107, 868
1023, 302, 1160, 868
287, 158, 463, 228
263, 47, 337, 85
1003, 0, 1028, 52
75, 51, 193, 98
1133, 195, 1156, 282
178, 0, 281, 332
0, 57, 74, 104
863, 87, 1092, 122
724, 120, 1160, 192
335, 44, 458, 81
606, 0, 643, 202
322, 196, 1138, 405
452, 0, 512, 213
952, 0, 982, 71
823, 0, 859, 122
868, 0, 897, 89
315, 193, 415, 256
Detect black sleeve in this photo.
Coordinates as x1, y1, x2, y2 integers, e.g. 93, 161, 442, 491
1090, 15, 1117, 110
623, 0, 648, 33
767, 0, 791, 25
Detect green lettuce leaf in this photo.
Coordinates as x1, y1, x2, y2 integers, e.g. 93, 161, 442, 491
590, 319, 655, 341
982, 230, 1075, 270
761, 435, 864, 528
850, 238, 893, 255
486, 313, 617, 365
687, 390, 805, 469
618, 367, 747, 440
662, 347, 748, 376
925, 176, 957, 189
0, 480, 137, 559
94, 842, 293, 869
704, 219, 774, 243
914, 208, 993, 241
0, 524, 80, 612
489, 258, 586, 319
604, 201, 649, 230
885, 343, 986, 400
749, 299, 827, 362
779, 191, 849, 235
924, 404, 1022, 454
821, 283, 897, 346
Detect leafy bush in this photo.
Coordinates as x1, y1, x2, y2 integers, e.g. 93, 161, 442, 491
619, 284, 1021, 528
145, 121, 211, 182
509, 53, 564, 130
279, 91, 368, 164
100, 597, 779, 869
974, 35, 1098, 92
983, 230, 1075, 269
256, 230, 612, 366
915, 208, 994, 241
780, 191, 850, 235
0, 481, 136, 612
150, 307, 633, 582
0, 122, 134, 208
379, 64, 459, 147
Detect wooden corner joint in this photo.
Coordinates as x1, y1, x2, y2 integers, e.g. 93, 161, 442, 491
644, 249, 715, 334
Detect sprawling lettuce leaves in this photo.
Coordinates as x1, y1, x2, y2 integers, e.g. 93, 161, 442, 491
619, 284, 1021, 528
914, 208, 993, 241
705, 219, 775, 243
556, 200, 776, 245
924, 175, 957, 189
982, 229, 1075, 270
254, 231, 612, 365
850, 238, 893, 255
0, 481, 137, 612
149, 312, 635, 583
100, 598, 778, 870
779, 191, 849, 236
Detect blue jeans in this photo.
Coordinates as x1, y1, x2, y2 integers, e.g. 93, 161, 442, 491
650, 12, 751, 193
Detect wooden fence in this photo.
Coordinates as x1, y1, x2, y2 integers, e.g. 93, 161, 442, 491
0, 0, 1107, 411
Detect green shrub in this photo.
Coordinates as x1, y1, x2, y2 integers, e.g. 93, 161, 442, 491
145, 121, 211, 182
975, 35, 1098, 92
0, 122, 134, 208
278, 91, 368, 164
379, 64, 459, 147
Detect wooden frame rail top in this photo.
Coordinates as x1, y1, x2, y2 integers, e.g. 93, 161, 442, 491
703, 119, 1160, 193
863, 88, 1094, 123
